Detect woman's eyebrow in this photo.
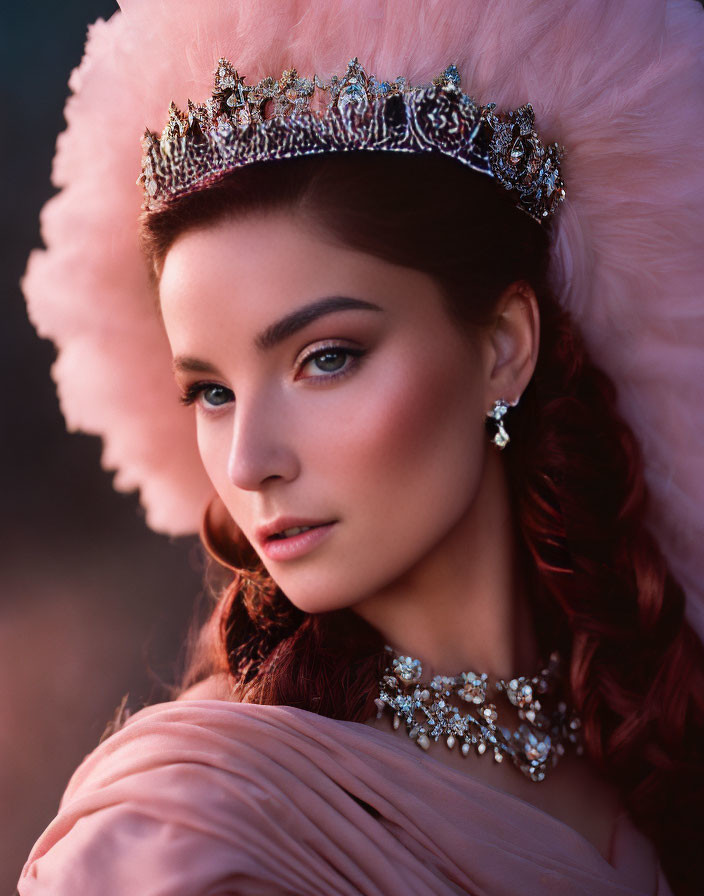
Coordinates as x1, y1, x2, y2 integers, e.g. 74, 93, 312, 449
172, 356, 223, 376
254, 295, 383, 351
172, 295, 383, 375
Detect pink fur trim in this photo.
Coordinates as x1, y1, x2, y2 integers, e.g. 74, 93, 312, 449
22, 0, 704, 640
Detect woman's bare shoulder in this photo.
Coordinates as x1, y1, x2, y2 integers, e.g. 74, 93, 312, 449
176, 672, 241, 702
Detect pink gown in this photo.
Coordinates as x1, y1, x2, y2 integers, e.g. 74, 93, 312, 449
18, 696, 672, 895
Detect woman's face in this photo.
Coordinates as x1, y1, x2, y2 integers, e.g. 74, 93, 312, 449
159, 211, 493, 613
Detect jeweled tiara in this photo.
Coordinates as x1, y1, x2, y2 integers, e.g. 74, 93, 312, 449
139, 57, 565, 223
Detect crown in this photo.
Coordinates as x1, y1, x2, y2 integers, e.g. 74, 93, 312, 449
139, 57, 566, 223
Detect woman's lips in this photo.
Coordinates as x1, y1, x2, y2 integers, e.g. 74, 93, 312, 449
260, 522, 337, 561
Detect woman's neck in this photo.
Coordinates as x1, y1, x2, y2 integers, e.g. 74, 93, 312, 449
353, 448, 540, 681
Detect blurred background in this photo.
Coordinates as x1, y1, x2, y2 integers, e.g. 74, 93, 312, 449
0, 3, 204, 889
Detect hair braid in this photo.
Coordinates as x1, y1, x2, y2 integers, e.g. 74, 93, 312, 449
508, 293, 704, 893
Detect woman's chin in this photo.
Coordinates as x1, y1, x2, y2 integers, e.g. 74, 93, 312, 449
279, 591, 358, 616
270, 574, 368, 616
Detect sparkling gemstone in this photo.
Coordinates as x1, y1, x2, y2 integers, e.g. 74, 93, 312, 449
519, 684, 533, 705
510, 138, 525, 164
393, 657, 422, 684
523, 732, 551, 762
507, 678, 533, 707
338, 82, 368, 111
483, 705, 498, 723
458, 677, 486, 704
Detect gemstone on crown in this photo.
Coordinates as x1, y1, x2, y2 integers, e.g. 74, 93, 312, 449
139, 56, 566, 223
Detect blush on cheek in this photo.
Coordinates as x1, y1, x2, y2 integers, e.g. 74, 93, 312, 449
351, 349, 482, 482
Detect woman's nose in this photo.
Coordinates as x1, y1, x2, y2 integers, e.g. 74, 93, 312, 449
226, 396, 300, 491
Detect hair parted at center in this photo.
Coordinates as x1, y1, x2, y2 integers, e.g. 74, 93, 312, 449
140, 150, 703, 895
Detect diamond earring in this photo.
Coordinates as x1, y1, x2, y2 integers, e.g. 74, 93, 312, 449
486, 397, 519, 449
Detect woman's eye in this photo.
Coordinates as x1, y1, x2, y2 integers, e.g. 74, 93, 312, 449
180, 346, 364, 410
298, 346, 364, 379
201, 385, 232, 406
180, 382, 233, 409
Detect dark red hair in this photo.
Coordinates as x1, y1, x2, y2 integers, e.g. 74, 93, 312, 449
141, 152, 703, 894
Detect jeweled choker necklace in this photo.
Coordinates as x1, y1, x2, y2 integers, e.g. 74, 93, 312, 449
374, 646, 583, 782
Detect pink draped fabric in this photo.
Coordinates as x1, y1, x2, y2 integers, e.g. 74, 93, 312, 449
18, 700, 671, 895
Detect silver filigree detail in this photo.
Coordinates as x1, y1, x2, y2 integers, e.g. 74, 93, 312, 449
376, 645, 582, 782
140, 57, 566, 224
482, 102, 566, 220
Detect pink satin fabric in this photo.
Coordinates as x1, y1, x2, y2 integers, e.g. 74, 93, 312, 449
18, 700, 672, 895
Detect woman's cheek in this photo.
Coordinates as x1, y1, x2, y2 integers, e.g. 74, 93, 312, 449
332, 348, 479, 480
197, 414, 232, 495
334, 352, 485, 560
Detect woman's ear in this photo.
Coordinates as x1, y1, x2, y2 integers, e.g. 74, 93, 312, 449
482, 281, 540, 408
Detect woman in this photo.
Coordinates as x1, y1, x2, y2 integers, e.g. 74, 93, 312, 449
18, 0, 704, 893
